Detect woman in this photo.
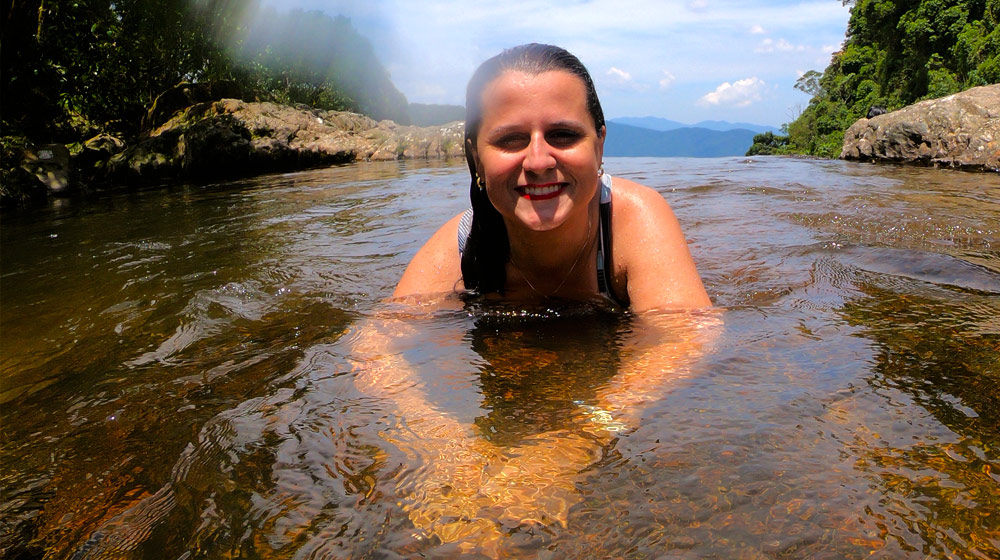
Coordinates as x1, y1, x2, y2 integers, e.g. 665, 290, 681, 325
357, 45, 718, 554
394, 43, 711, 311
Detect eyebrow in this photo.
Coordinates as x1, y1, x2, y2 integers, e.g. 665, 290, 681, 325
485, 120, 589, 138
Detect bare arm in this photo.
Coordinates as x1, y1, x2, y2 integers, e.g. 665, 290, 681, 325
482, 310, 721, 529
590, 310, 721, 432
351, 307, 719, 555
350, 312, 504, 552
393, 213, 465, 298
612, 179, 712, 312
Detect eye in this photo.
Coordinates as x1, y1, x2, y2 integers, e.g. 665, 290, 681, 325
546, 129, 583, 147
491, 133, 529, 151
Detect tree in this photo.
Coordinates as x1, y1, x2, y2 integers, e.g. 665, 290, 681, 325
1, 0, 411, 143
782, 0, 1000, 157
745, 131, 790, 156
1, 0, 248, 141
794, 70, 825, 97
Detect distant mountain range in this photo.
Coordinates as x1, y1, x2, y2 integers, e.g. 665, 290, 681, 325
604, 117, 781, 157
610, 116, 782, 135
604, 122, 757, 157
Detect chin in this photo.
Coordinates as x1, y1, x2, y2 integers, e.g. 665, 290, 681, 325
513, 200, 571, 232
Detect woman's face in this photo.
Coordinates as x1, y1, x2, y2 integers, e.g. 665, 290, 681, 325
471, 70, 605, 232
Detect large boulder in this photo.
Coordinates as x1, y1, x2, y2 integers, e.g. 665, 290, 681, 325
141, 81, 244, 131
74, 133, 126, 186
109, 99, 465, 184
841, 84, 1000, 172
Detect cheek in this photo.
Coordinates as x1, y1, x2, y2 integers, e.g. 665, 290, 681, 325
482, 152, 521, 178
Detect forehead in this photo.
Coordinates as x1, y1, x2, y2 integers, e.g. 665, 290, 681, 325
478, 70, 593, 127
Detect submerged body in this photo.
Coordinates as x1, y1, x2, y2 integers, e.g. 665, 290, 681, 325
379, 44, 715, 553
395, 64, 710, 312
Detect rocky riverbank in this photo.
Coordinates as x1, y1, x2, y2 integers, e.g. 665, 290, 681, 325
841, 84, 999, 172
3, 95, 465, 208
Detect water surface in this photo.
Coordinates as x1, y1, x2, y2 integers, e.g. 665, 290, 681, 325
1, 157, 998, 559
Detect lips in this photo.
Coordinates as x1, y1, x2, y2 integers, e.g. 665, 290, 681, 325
517, 182, 566, 200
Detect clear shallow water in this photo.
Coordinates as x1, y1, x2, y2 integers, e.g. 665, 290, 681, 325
1, 157, 998, 559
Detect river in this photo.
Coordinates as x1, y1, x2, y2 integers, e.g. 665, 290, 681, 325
1, 156, 998, 559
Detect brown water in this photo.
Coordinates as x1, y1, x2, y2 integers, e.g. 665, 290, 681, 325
1, 157, 998, 559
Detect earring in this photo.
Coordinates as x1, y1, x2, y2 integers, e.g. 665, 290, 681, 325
476, 174, 486, 190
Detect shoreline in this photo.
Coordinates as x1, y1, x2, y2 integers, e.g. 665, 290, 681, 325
3, 99, 466, 210
6, 84, 997, 211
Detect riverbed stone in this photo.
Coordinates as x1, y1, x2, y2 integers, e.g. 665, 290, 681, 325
841, 84, 1000, 172
109, 99, 465, 184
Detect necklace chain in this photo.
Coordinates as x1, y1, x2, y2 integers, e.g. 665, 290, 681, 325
509, 210, 593, 299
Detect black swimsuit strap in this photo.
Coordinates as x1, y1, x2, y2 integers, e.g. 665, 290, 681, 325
597, 198, 626, 307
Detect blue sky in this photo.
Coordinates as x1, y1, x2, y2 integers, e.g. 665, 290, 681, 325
259, 0, 852, 127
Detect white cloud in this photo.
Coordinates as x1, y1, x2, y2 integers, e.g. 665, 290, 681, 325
659, 70, 676, 90
605, 66, 650, 92
755, 38, 806, 53
607, 66, 633, 83
259, 0, 854, 124
698, 77, 767, 107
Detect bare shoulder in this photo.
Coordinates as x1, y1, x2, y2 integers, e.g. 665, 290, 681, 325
392, 212, 466, 298
608, 177, 685, 249
609, 177, 712, 311
609, 178, 672, 214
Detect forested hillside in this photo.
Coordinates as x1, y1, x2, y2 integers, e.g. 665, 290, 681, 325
749, 0, 999, 157
1, 0, 410, 147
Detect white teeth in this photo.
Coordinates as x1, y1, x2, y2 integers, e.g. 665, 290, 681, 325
522, 184, 562, 196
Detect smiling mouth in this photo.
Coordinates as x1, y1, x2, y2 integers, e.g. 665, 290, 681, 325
517, 182, 566, 200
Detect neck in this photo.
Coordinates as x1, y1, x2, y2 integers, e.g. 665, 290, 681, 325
505, 198, 599, 296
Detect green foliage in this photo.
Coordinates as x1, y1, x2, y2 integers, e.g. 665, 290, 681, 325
794, 70, 825, 97
785, 0, 999, 157
0, 1, 410, 144
2, 1, 241, 141
745, 131, 791, 156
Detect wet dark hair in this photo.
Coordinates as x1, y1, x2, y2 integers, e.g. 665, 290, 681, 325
461, 43, 606, 295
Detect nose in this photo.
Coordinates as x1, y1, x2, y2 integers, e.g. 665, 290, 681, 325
522, 133, 556, 174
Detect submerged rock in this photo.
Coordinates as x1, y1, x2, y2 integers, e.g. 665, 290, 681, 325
841, 84, 1000, 172
108, 99, 465, 185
